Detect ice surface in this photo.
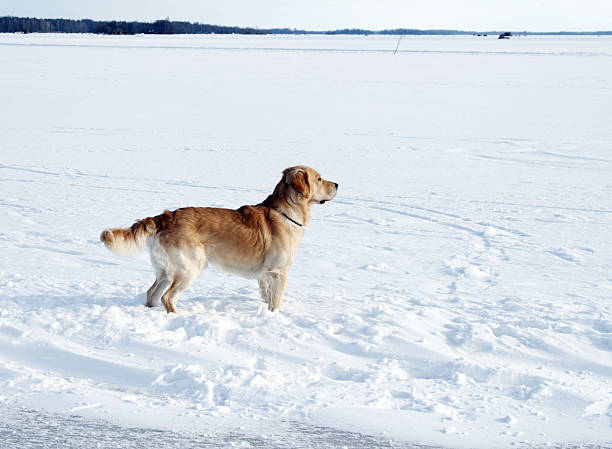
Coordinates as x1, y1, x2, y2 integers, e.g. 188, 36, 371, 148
0, 407, 434, 449
0, 33, 611, 448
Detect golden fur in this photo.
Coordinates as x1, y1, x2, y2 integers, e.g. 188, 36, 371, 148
100, 166, 338, 312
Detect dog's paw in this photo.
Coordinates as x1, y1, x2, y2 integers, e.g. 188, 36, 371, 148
268, 302, 281, 312
162, 298, 176, 313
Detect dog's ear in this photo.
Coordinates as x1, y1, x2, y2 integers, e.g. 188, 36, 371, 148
283, 167, 310, 198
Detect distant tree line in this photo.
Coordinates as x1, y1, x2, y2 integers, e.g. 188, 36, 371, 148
0, 16, 267, 35
0, 16, 610, 36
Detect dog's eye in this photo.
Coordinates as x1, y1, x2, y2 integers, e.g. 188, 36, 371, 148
318, 177, 322, 182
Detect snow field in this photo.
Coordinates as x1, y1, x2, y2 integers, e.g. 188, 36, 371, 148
1, 33, 611, 448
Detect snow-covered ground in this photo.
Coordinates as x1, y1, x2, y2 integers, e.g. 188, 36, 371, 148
1, 33, 611, 448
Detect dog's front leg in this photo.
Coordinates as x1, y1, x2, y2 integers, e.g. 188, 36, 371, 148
266, 271, 288, 312
258, 277, 271, 303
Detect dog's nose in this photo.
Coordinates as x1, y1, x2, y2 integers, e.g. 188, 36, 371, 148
334, 183, 338, 189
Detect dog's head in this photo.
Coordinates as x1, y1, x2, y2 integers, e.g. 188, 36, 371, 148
283, 166, 338, 205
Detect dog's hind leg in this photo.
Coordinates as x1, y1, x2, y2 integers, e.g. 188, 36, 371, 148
160, 273, 196, 313
160, 247, 206, 313
146, 279, 159, 307
148, 238, 173, 308
146, 275, 170, 308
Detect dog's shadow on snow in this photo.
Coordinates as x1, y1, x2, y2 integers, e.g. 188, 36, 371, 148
134, 291, 268, 315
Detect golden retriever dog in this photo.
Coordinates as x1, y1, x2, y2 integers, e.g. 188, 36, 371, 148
100, 166, 338, 313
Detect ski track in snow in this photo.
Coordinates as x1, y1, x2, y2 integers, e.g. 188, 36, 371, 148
1, 33, 611, 448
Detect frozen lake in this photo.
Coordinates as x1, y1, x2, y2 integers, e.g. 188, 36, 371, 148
0, 33, 611, 448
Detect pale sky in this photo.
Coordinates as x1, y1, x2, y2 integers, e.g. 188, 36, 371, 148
1, 0, 611, 32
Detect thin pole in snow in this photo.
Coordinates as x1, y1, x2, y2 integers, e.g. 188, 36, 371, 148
393, 34, 405, 55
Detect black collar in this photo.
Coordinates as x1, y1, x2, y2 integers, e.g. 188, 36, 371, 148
278, 210, 303, 227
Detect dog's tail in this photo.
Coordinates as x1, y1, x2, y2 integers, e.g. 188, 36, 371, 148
100, 216, 157, 256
